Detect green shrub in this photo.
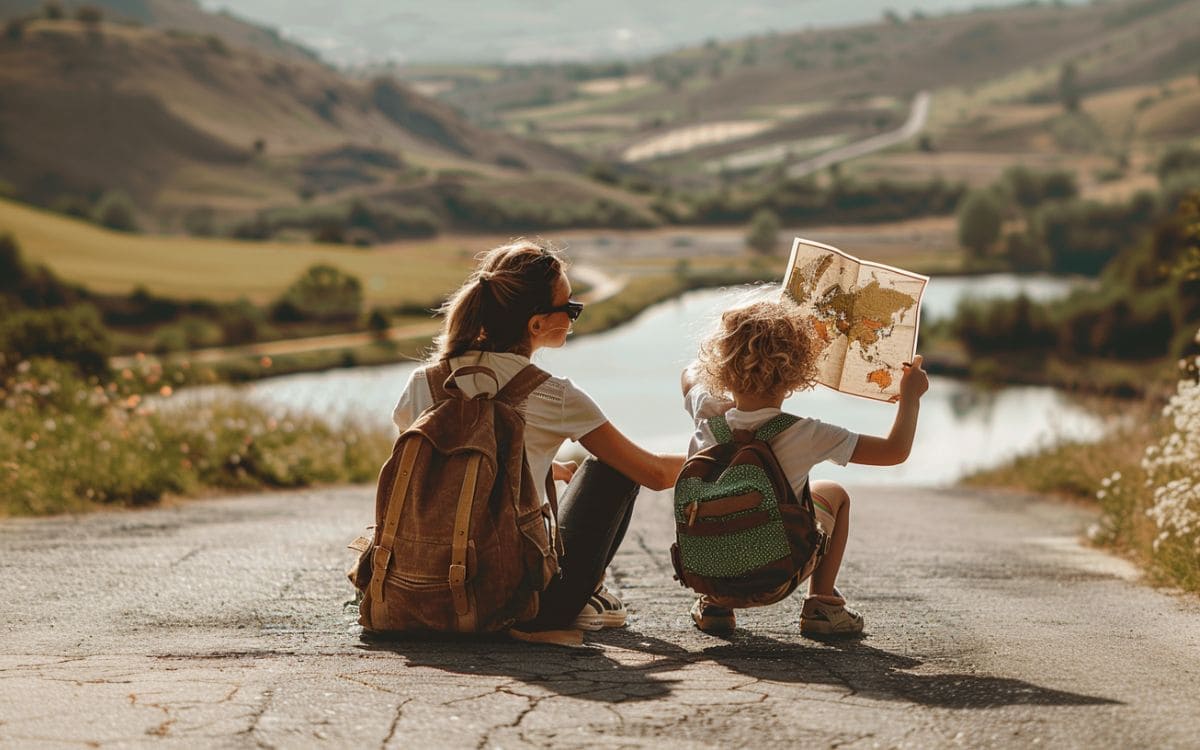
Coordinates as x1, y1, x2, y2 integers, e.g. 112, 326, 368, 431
92, 190, 138, 232
0, 305, 113, 376
957, 189, 1003, 257
1002, 165, 1078, 210
272, 264, 363, 323
0, 358, 392, 515
1156, 145, 1200, 185
745, 208, 781, 255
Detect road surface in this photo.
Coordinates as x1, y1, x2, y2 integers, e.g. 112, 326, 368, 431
2, 481, 1198, 747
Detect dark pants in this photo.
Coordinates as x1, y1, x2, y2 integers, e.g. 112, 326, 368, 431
526, 458, 640, 629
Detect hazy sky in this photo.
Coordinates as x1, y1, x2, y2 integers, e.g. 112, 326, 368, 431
199, 0, 1087, 67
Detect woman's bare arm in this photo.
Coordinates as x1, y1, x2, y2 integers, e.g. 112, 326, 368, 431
579, 421, 685, 490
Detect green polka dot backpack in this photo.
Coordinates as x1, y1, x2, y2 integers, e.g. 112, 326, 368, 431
670, 413, 828, 604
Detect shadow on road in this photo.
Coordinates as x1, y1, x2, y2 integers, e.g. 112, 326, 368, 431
356, 633, 680, 703
353, 627, 1118, 708
600, 629, 1121, 710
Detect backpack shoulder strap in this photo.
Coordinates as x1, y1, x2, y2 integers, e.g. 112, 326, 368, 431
754, 413, 800, 442
424, 359, 454, 402
706, 414, 733, 444
496, 364, 551, 406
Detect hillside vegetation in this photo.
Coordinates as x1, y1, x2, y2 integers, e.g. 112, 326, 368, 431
0, 14, 636, 234
396, 0, 1200, 187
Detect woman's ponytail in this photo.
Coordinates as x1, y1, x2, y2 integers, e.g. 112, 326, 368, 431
432, 240, 564, 360
435, 275, 488, 358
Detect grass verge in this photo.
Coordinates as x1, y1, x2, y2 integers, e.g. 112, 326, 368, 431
1, 357, 394, 516
963, 361, 1200, 593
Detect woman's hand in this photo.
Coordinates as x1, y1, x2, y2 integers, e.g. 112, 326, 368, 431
552, 460, 579, 483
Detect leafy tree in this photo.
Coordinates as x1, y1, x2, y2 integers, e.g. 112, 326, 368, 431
272, 264, 363, 323
75, 5, 103, 25
957, 190, 1003, 258
1156, 145, 1200, 184
0, 305, 112, 376
4, 17, 27, 41
42, 2, 63, 20
1003, 166, 1078, 210
745, 208, 782, 255
1058, 61, 1081, 113
93, 190, 138, 232
367, 308, 391, 341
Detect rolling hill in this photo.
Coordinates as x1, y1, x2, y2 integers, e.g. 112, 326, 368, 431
394, 0, 1200, 179
0, 14, 603, 231
0, 0, 319, 63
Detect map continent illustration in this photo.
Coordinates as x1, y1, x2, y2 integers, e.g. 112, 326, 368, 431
783, 239, 928, 401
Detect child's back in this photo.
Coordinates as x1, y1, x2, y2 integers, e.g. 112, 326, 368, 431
679, 296, 928, 636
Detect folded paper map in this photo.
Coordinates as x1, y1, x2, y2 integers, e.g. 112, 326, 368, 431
782, 237, 928, 402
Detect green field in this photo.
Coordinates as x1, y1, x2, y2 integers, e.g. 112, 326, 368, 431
0, 198, 478, 308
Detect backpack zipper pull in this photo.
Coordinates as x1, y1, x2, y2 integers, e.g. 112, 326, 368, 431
686, 501, 700, 527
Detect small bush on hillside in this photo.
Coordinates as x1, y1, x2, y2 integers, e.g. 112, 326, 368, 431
231, 214, 272, 240
0, 305, 113, 376
182, 206, 217, 237
4, 17, 27, 41
745, 208, 782, 255
52, 194, 93, 219
0, 234, 84, 309
272, 264, 363, 323
1002, 165, 1078, 210
93, 190, 138, 232
42, 2, 63, 20
957, 190, 1004, 258
75, 5, 103, 24
1157, 146, 1200, 184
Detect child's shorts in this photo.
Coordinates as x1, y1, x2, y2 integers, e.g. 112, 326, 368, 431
703, 487, 839, 610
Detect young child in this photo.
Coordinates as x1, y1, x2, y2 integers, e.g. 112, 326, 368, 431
680, 296, 928, 635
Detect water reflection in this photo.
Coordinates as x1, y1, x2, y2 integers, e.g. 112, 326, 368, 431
235, 283, 1108, 487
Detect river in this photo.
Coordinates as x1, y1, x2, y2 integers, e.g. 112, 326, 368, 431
229, 275, 1107, 486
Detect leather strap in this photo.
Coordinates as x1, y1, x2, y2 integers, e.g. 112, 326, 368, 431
496, 364, 551, 405
367, 438, 422, 624
449, 453, 482, 629
543, 470, 564, 559
444, 365, 501, 398
426, 359, 453, 401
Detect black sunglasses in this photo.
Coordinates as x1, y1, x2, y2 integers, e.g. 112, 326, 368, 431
540, 300, 585, 321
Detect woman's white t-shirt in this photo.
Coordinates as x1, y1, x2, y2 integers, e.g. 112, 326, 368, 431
392, 351, 608, 502
683, 385, 859, 500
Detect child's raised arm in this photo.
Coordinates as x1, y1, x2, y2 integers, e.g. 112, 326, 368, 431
850, 355, 929, 466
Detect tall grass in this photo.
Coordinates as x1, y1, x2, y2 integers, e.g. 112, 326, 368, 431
0, 357, 394, 516
965, 342, 1200, 592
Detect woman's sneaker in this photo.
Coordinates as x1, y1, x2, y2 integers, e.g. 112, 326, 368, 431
800, 598, 864, 637
690, 597, 736, 634
571, 585, 627, 631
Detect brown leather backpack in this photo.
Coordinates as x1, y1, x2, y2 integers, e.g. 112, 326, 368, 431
350, 360, 561, 634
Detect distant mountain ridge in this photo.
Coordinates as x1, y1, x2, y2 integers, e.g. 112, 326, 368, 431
0, 0, 321, 63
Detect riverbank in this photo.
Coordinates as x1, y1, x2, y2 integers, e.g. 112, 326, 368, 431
963, 347, 1200, 594
141, 266, 777, 385
919, 347, 1176, 399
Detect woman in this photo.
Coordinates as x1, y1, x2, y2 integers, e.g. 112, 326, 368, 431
392, 239, 684, 631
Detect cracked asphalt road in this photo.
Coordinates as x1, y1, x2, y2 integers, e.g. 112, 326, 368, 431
2, 484, 1199, 748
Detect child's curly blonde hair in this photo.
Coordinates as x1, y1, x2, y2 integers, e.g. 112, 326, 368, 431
696, 296, 820, 398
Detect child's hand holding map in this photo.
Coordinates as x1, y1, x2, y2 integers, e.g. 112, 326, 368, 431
782, 237, 929, 402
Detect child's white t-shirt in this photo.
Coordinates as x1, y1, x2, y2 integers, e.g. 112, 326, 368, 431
392, 351, 608, 502
683, 385, 859, 499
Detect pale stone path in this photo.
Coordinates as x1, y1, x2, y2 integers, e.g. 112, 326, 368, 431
1, 483, 1198, 748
